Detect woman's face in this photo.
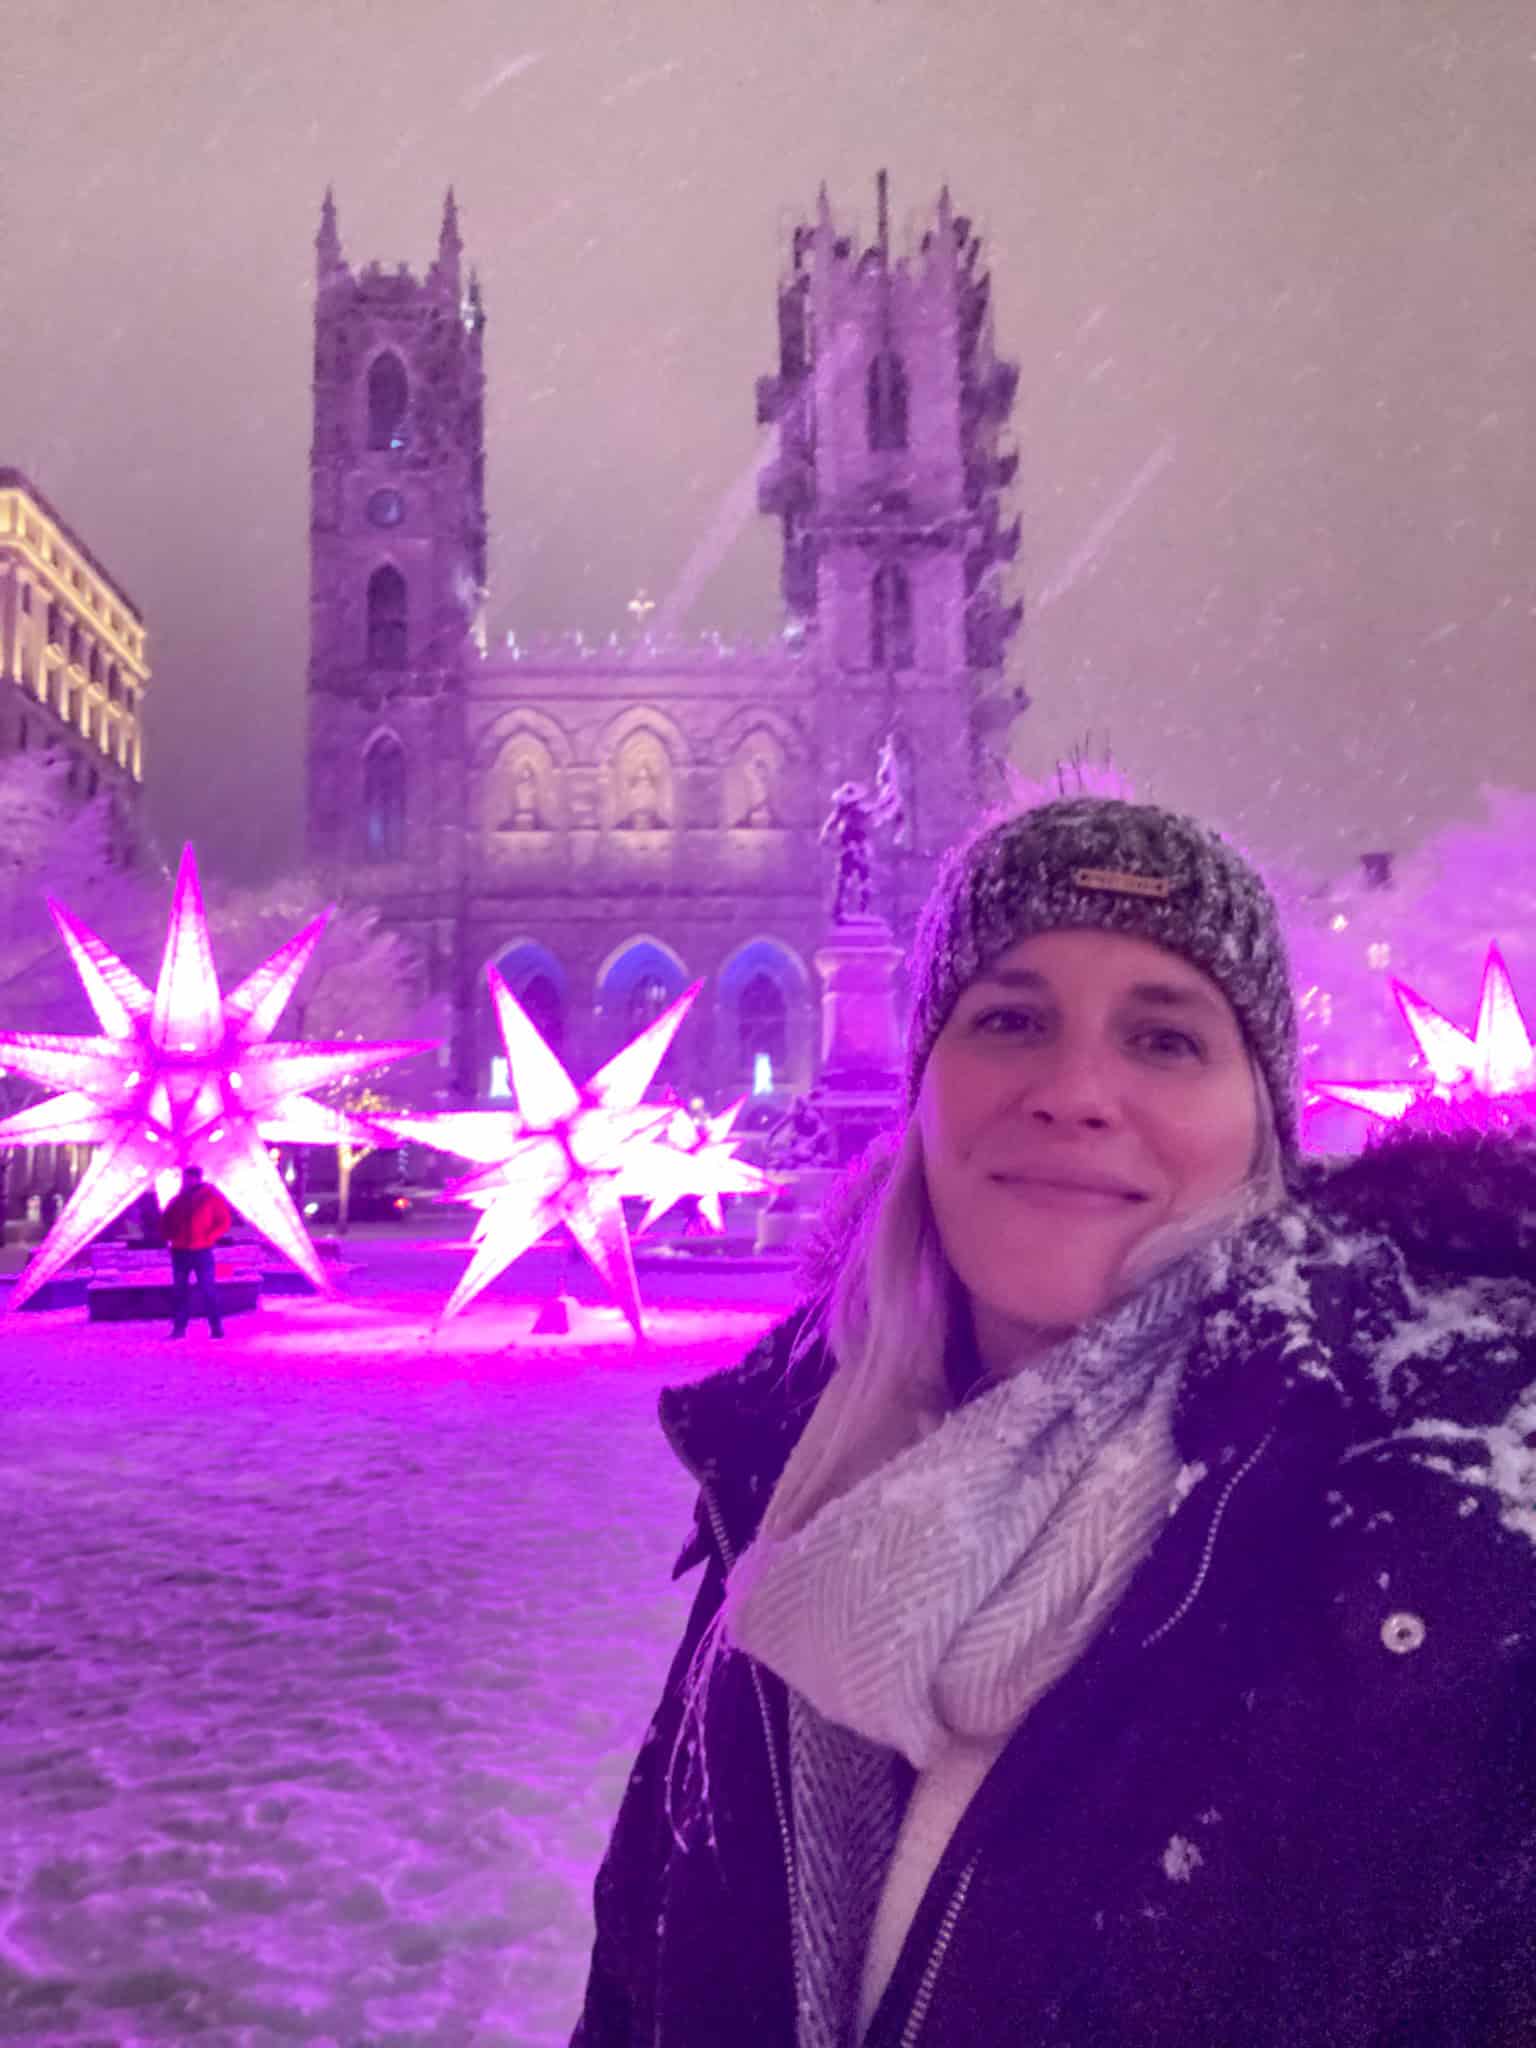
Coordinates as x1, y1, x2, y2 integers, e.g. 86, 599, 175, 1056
918, 929, 1259, 1367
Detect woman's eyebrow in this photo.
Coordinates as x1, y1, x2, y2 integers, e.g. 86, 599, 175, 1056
1123, 981, 1223, 1016
973, 968, 1050, 991
973, 970, 1222, 1017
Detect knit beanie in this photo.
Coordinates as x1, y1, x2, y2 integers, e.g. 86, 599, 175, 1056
905, 798, 1300, 1157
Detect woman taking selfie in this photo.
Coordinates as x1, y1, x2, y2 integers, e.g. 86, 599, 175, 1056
574, 797, 1536, 2047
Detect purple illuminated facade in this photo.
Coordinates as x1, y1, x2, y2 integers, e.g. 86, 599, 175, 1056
305, 181, 1027, 1107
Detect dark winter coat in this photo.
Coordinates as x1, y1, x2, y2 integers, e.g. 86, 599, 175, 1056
573, 1131, 1536, 2047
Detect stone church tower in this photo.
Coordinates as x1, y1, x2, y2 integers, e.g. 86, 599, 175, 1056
306, 181, 1024, 1105
758, 174, 1024, 916
306, 189, 486, 1003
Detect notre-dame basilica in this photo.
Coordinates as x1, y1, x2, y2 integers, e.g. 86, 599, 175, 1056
305, 180, 1025, 1105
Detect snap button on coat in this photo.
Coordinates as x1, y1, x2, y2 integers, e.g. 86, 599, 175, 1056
1380, 1610, 1427, 1655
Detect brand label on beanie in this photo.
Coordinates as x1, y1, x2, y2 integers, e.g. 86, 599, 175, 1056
1072, 866, 1173, 900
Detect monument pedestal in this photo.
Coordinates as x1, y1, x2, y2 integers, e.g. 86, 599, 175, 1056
754, 1166, 836, 1253
753, 920, 908, 1255
810, 915, 906, 1162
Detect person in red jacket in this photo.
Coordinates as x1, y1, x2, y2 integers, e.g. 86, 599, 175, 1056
160, 1165, 233, 1338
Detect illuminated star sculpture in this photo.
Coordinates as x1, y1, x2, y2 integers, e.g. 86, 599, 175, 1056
385, 970, 774, 1332
636, 1099, 780, 1236
1313, 944, 1536, 1125
0, 846, 434, 1307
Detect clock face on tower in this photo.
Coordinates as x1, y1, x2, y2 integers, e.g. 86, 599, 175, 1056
367, 488, 405, 529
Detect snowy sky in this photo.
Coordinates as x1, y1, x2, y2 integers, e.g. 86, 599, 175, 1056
4, 0, 1533, 883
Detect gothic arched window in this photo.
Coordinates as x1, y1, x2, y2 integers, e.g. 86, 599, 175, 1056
362, 736, 407, 863
519, 973, 564, 1053
871, 562, 915, 671
867, 350, 910, 452
366, 565, 408, 670
627, 974, 671, 1036
738, 972, 788, 1074
367, 351, 410, 451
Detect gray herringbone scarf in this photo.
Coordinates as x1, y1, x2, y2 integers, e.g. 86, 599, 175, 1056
727, 1261, 1206, 2048
725, 1254, 1207, 1774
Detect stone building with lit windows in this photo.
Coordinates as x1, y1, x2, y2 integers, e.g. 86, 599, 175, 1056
306, 180, 1025, 1103
0, 468, 148, 842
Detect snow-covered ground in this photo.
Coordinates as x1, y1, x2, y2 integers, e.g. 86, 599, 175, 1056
0, 1238, 789, 2046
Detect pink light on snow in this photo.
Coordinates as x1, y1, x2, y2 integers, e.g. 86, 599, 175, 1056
1312, 943, 1536, 1124
384, 970, 777, 1332
0, 846, 435, 1307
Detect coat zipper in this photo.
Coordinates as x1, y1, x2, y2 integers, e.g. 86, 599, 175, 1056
898, 1855, 977, 2048
1140, 1428, 1275, 1650
895, 1427, 1278, 2044
697, 1480, 803, 1997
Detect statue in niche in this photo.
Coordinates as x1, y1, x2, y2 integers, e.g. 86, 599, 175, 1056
615, 753, 669, 832
497, 757, 546, 833
733, 751, 780, 830
819, 734, 908, 924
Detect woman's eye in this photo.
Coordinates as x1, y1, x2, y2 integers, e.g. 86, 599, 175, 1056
1132, 1025, 1204, 1061
971, 1006, 1046, 1036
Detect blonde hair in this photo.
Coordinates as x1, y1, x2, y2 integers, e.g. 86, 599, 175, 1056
766, 1120, 947, 1537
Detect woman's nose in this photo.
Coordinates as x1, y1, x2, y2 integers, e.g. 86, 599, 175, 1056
1030, 1100, 1113, 1130
1018, 1042, 1119, 1129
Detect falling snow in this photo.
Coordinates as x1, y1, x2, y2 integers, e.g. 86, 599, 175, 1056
461, 55, 543, 114
9, 9, 1536, 885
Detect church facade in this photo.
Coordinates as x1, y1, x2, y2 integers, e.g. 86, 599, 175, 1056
305, 180, 1025, 1105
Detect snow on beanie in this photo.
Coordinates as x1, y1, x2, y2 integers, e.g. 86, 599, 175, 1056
905, 797, 1301, 1158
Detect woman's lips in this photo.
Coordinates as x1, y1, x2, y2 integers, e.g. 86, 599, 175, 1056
989, 1172, 1149, 1210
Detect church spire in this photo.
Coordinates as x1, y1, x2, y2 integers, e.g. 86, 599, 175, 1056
316, 186, 345, 282
433, 186, 463, 295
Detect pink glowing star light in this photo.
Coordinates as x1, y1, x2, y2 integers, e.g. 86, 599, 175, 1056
637, 1099, 781, 1236
1313, 943, 1536, 1124
0, 846, 433, 1307
385, 969, 776, 1331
